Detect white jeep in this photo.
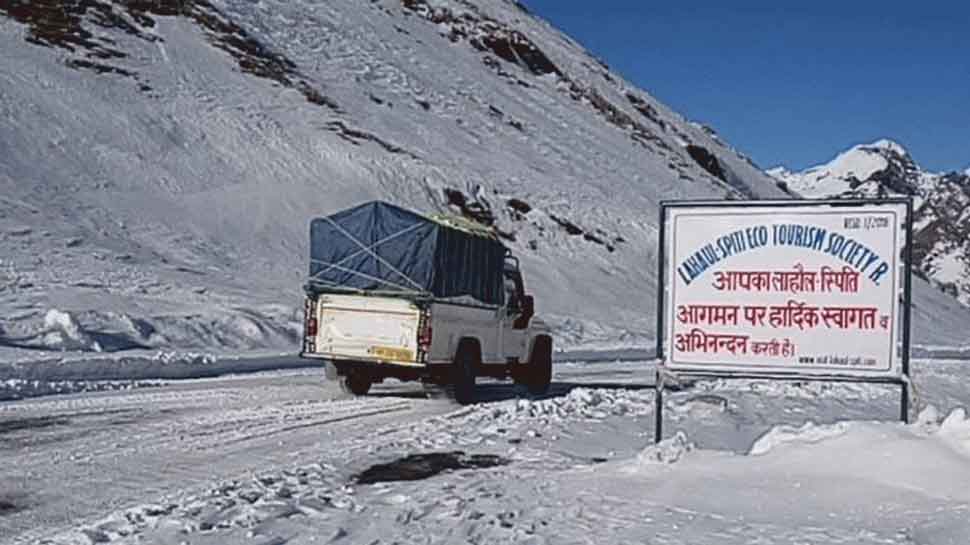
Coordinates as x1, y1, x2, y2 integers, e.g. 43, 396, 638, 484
299, 201, 553, 404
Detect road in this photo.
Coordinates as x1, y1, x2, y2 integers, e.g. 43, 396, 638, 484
0, 361, 650, 544
4, 357, 968, 545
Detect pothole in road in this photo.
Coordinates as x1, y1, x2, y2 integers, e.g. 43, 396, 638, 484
354, 451, 509, 485
0, 499, 19, 514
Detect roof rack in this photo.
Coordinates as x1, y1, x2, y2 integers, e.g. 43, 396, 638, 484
427, 213, 499, 240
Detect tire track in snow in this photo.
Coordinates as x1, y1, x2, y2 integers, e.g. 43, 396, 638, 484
0, 375, 450, 544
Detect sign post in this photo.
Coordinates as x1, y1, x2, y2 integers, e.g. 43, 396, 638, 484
655, 199, 912, 443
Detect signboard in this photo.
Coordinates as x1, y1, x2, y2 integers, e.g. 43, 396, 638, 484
658, 199, 911, 380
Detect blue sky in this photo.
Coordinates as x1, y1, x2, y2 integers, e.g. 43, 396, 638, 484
521, 1, 969, 173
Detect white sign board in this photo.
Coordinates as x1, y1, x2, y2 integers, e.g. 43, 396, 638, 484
661, 200, 909, 379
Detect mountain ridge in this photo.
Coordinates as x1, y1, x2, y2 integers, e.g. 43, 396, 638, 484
2, 0, 967, 358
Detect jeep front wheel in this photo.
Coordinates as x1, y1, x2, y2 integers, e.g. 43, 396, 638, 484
524, 337, 552, 395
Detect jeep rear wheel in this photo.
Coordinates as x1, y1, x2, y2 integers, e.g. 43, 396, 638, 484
340, 372, 372, 396
452, 341, 479, 405
525, 337, 552, 395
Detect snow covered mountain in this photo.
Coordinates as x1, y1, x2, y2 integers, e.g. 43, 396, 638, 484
770, 140, 970, 306
1, 0, 967, 361
767, 139, 930, 198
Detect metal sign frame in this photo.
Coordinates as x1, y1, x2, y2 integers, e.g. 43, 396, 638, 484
654, 198, 914, 443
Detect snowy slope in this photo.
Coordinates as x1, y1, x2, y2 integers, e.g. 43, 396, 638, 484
1, 0, 966, 364
771, 140, 970, 306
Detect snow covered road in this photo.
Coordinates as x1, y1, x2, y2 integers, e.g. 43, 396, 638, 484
2, 360, 969, 544
0, 369, 451, 543
0, 361, 651, 543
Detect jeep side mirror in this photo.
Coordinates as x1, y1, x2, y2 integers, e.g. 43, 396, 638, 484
513, 295, 534, 329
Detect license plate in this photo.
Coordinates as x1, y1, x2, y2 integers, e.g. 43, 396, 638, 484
370, 346, 414, 361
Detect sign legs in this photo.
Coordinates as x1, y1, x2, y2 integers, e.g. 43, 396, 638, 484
900, 379, 909, 424
654, 369, 664, 444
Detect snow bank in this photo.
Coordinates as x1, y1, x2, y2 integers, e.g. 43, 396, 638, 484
940, 407, 970, 433
619, 404, 970, 478
0, 377, 165, 402
930, 407, 970, 455
748, 421, 850, 455
0, 305, 301, 355
748, 406, 970, 459
0, 352, 319, 398
668, 393, 730, 417
631, 431, 694, 465
469, 387, 654, 423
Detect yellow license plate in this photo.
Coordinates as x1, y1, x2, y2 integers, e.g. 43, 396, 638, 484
370, 346, 414, 361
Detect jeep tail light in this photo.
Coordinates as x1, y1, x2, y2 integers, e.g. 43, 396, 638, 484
418, 324, 432, 349
417, 308, 432, 360
305, 297, 318, 337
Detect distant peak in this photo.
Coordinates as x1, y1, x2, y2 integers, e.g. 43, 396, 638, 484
857, 138, 908, 156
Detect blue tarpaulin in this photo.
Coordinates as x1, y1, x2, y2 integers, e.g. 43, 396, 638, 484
307, 201, 506, 305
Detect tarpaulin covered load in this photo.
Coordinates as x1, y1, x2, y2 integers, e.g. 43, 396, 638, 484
307, 201, 507, 305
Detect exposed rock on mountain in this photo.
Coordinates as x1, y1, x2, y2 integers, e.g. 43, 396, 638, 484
770, 140, 970, 306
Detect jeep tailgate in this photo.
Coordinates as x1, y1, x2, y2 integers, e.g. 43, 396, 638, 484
314, 294, 422, 364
